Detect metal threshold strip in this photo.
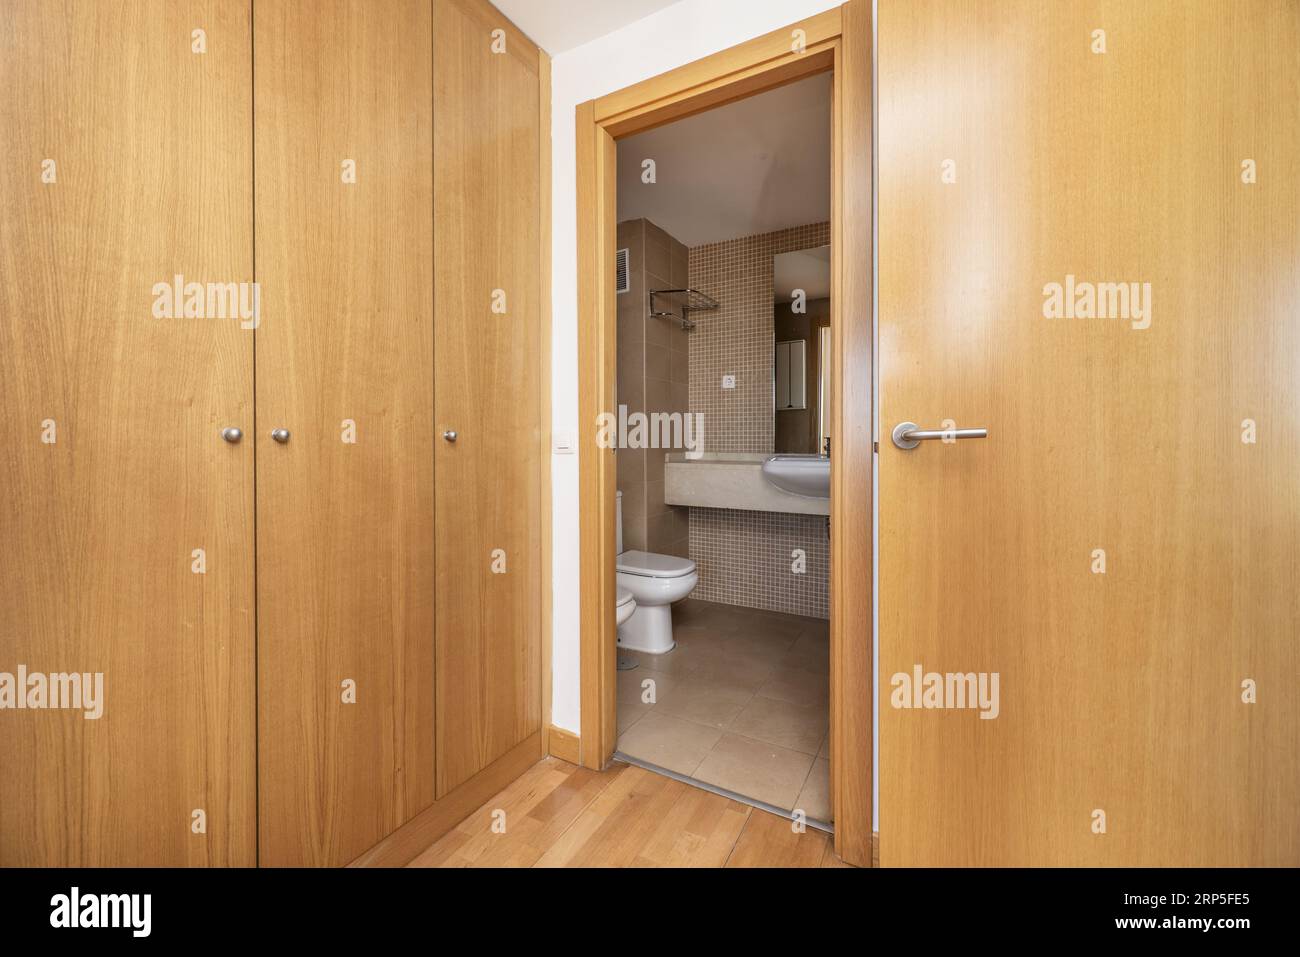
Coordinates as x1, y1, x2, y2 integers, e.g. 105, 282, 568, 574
613, 751, 834, 835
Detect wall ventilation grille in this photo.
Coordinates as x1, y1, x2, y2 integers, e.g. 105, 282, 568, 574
615, 247, 630, 294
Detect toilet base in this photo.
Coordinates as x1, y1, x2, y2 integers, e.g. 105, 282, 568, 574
616, 603, 677, 655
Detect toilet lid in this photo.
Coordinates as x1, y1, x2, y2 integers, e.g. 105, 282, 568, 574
616, 587, 635, 607
616, 550, 696, 578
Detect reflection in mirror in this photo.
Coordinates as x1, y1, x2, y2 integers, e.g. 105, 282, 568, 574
773, 244, 831, 454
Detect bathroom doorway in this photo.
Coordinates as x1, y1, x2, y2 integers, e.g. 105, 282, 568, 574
574, 5, 874, 867
610, 77, 834, 816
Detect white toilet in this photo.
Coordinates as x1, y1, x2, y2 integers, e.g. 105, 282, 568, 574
615, 490, 699, 654
616, 587, 637, 627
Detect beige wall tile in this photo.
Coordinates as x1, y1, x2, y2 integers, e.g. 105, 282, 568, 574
616, 340, 644, 412
670, 346, 690, 385
617, 297, 645, 346
617, 445, 645, 492
617, 218, 643, 245
616, 219, 835, 626
617, 218, 692, 555
645, 341, 671, 381
690, 507, 829, 619
665, 505, 689, 541
645, 479, 668, 518
666, 536, 690, 560
670, 242, 689, 289
645, 274, 673, 348
681, 223, 831, 619
645, 375, 673, 415
670, 381, 689, 415
620, 481, 648, 552
644, 447, 664, 486
647, 508, 687, 554
687, 222, 830, 455
644, 220, 673, 280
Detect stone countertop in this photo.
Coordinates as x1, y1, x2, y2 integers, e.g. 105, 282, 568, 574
664, 454, 830, 516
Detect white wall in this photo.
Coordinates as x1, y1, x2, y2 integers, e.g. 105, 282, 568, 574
549, 0, 843, 734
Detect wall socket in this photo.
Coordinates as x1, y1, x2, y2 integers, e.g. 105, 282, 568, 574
721, 374, 736, 390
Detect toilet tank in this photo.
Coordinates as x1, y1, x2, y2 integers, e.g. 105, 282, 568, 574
615, 490, 623, 555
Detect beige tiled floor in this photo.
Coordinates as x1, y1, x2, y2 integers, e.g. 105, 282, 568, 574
616, 598, 831, 820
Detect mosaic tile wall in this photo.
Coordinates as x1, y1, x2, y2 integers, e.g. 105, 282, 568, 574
685, 222, 832, 619
616, 218, 691, 559
689, 507, 830, 619
687, 222, 831, 454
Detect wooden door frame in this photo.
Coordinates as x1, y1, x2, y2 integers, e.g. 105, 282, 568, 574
575, 1, 874, 867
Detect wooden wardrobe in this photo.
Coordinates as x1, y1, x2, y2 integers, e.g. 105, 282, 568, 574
0, 0, 548, 867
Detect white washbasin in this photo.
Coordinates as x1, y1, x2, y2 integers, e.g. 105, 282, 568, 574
760, 454, 829, 499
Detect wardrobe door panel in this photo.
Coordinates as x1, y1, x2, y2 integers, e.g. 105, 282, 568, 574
254, 0, 435, 866
433, 0, 543, 797
0, 0, 255, 866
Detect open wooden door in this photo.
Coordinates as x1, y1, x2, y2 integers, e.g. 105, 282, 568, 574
878, 0, 1300, 866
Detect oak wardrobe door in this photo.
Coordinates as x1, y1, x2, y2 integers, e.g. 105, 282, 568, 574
433, 0, 544, 797
0, 1, 256, 866
254, 0, 435, 866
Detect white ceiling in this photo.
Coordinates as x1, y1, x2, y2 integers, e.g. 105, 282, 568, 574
491, 0, 682, 54
616, 73, 832, 247
774, 245, 831, 302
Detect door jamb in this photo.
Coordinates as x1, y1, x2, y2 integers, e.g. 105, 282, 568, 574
575, 1, 874, 868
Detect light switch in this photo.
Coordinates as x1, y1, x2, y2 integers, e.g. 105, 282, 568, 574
552, 430, 576, 454
721, 374, 736, 390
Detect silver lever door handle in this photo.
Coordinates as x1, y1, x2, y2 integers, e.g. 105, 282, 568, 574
891, 421, 988, 450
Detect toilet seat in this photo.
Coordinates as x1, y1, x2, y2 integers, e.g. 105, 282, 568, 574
616, 549, 696, 578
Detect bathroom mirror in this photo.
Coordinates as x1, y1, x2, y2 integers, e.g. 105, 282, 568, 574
772, 244, 831, 454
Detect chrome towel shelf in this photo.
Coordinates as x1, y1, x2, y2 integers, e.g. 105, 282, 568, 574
648, 288, 719, 330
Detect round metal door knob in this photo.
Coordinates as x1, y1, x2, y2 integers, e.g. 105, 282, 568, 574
271, 428, 291, 444
221, 427, 243, 443
443, 430, 458, 442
